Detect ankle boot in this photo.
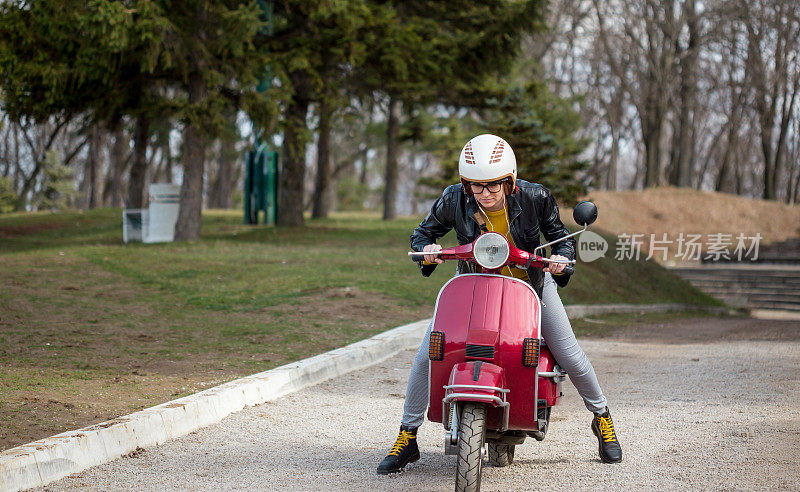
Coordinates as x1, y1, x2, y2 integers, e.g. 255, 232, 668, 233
376, 425, 420, 474
591, 407, 623, 463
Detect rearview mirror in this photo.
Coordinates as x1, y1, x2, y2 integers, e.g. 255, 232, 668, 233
573, 201, 598, 227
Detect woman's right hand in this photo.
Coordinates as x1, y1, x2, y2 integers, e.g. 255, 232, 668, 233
423, 243, 444, 264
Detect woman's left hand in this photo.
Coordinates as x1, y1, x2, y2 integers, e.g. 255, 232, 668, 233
543, 254, 569, 274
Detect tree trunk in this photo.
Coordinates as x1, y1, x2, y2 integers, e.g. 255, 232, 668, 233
312, 99, 333, 219
760, 118, 776, 200
152, 145, 165, 183
213, 137, 236, 209
90, 125, 103, 208
793, 161, 800, 204
382, 97, 401, 220
606, 126, 618, 190
734, 137, 745, 195
128, 114, 150, 208
80, 124, 104, 209
673, 0, 699, 188
359, 156, 368, 185
106, 120, 128, 207
642, 118, 662, 188
774, 73, 799, 202
174, 71, 208, 241
716, 124, 736, 193
163, 140, 173, 184
277, 77, 310, 227
12, 122, 21, 192
744, 20, 778, 199
640, 64, 664, 188
1, 124, 9, 178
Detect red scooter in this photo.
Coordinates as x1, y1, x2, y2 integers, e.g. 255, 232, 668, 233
409, 202, 598, 492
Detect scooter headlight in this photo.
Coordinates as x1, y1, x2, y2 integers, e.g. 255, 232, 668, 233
473, 232, 510, 270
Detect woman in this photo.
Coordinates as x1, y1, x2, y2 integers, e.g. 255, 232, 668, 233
377, 134, 622, 475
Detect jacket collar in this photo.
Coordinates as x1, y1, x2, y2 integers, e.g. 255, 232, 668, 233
507, 192, 523, 223
465, 194, 479, 225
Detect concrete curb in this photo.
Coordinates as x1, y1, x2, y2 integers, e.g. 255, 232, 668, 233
0, 303, 725, 491
0, 319, 429, 492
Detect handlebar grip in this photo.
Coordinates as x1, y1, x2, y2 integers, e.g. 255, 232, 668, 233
552, 264, 575, 276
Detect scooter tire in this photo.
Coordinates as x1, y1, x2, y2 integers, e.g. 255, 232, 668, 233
487, 443, 515, 467
455, 403, 487, 492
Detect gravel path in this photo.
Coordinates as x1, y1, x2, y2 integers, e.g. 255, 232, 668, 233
43, 317, 800, 491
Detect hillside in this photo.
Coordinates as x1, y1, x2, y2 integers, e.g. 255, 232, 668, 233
577, 187, 800, 243
560, 187, 800, 264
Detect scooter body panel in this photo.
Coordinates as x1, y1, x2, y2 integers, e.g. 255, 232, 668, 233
428, 274, 543, 431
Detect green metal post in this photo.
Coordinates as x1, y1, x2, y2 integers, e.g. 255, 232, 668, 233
243, 0, 277, 226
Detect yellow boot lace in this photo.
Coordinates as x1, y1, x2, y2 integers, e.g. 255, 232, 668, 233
597, 415, 617, 443
388, 430, 415, 456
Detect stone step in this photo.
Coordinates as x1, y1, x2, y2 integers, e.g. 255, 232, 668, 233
702, 254, 800, 265
682, 281, 800, 292
684, 283, 800, 294
692, 292, 800, 303
708, 296, 800, 311
753, 303, 800, 312
670, 264, 800, 311
675, 273, 800, 285
675, 269, 800, 278
686, 284, 800, 297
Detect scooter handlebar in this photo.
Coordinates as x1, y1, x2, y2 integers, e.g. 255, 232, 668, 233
409, 250, 576, 274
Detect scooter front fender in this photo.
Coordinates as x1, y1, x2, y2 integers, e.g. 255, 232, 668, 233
443, 362, 510, 431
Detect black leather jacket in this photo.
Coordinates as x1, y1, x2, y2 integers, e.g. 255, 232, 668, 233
410, 179, 576, 298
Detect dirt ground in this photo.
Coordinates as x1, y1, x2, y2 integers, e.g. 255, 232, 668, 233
43, 314, 800, 491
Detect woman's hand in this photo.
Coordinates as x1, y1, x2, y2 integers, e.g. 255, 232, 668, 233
543, 254, 569, 274
423, 243, 444, 264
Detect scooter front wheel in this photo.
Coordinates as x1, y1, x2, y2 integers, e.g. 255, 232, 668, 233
455, 403, 487, 492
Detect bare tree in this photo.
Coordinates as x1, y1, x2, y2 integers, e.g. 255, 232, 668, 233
532, 0, 800, 201
671, 0, 702, 187
740, 0, 800, 200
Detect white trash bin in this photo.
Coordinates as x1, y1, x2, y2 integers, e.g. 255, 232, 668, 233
144, 184, 180, 243
122, 209, 148, 243
122, 184, 180, 244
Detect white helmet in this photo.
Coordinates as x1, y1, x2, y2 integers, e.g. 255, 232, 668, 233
458, 134, 517, 195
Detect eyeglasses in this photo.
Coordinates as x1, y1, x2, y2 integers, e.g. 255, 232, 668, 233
469, 181, 504, 194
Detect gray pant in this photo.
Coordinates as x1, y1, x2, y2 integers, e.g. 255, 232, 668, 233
401, 273, 607, 428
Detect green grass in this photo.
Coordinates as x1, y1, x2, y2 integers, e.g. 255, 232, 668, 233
0, 208, 720, 371
0, 208, 721, 369
0, 207, 721, 449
